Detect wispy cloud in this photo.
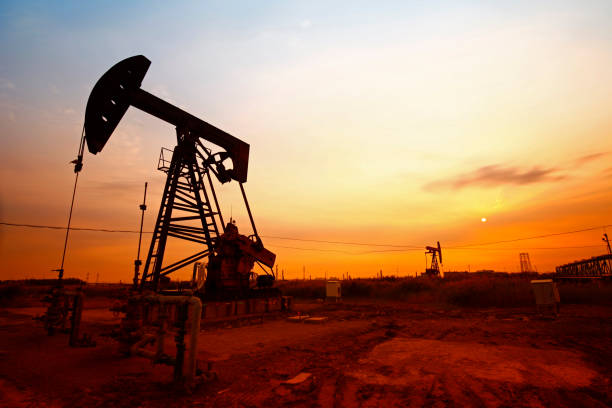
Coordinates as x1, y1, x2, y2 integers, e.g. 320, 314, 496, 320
573, 152, 609, 166
424, 164, 565, 191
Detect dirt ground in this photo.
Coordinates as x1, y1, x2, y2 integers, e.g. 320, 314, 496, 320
0, 298, 611, 407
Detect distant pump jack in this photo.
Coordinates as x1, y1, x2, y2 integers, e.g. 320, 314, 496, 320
423, 241, 442, 277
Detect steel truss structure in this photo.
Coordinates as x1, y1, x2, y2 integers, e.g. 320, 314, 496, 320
555, 254, 612, 279
141, 129, 227, 291
519, 253, 534, 273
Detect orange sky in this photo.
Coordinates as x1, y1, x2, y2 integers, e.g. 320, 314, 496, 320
1, 2, 611, 281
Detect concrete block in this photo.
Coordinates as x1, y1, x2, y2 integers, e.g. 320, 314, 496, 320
304, 317, 328, 324
287, 315, 309, 322
283, 372, 312, 385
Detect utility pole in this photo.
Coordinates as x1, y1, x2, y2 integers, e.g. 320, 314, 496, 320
133, 182, 148, 289
604, 233, 612, 255
303, 266, 305, 281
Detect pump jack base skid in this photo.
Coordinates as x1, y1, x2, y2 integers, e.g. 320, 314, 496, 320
132, 294, 291, 327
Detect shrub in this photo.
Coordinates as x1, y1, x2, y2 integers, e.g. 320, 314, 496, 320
556, 281, 612, 305
0, 284, 24, 306
441, 276, 533, 308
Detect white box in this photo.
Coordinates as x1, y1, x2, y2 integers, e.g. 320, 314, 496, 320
326, 281, 341, 300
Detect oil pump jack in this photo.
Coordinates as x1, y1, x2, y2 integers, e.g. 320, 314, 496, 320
81, 55, 276, 299
43, 55, 288, 384
423, 241, 442, 277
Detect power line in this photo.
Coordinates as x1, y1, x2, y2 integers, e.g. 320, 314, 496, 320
446, 224, 612, 248
258, 243, 605, 255
263, 235, 421, 248
447, 245, 604, 250
1, 221, 609, 254
267, 244, 358, 254
0, 221, 423, 248
0, 222, 143, 234
362, 245, 603, 253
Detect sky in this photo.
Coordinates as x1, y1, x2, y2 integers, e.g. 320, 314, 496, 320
1, 1, 611, 281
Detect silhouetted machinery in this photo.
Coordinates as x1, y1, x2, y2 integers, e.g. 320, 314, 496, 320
554, 234, 612, 280
423, 241, 442, 277
81, 55, 277, 300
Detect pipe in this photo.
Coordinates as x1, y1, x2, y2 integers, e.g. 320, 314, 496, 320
185, 297, 201, 383
129, 294, 202, 384
131, 334, 156, 358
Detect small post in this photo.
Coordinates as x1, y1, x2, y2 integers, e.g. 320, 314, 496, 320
174, 303, 188, 383
69, 290, 83, 347
185, 298, 202, 384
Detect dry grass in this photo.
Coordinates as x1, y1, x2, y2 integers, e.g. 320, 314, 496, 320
275, 276, 612, 308
2, 276, 611, 308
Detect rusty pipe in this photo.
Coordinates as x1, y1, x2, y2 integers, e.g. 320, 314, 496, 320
132, 294, 202, 383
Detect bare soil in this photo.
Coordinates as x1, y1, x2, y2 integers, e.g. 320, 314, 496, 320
0, 298, 610, 407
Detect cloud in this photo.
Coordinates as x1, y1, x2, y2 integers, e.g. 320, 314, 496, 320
424, 164, 565, 191
573, 152, 609, 166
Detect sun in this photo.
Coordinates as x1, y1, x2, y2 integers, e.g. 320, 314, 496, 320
481, 217, 487, 223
